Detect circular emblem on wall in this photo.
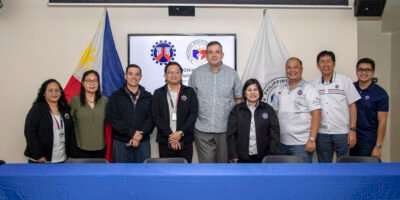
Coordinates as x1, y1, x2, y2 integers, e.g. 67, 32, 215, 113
262, 77, 288, 104
150, 40, 176, 65
186, 39, 208, 66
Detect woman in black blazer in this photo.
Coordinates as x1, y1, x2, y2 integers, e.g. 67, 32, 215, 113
152, 62, 198, 163
24, 79, 75, 163
227, 78, 280, 163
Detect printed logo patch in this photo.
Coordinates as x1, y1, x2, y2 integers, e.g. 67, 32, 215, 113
181, 95, 187, 101
313, 97, 321, 105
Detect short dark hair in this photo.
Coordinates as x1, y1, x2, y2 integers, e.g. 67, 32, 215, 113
317, 50, 336, 63
126, 64, 142, 75
356, 57, 375, 71
242, 78, 263, 102
206, 41, 223, 52
286, 57, 303, 67
164, 61, 183, 74
80, 70, 102, 106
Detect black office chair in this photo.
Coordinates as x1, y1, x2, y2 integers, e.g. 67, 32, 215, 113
144, 157, 188, 164
262, 155, 305, 163
336, 156, 381, 163
0, 160, 5, 165
65, 158, 109, 163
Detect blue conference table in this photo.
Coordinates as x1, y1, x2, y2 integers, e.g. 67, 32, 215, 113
1, 163, 400, 199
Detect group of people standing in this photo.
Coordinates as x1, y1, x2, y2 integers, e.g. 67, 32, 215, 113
24, 41, 389, 164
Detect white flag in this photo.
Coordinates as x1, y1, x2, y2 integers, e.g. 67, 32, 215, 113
242, 10, 289, 104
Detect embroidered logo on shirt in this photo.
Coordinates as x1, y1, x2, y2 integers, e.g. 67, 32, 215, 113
365, 95, 370, 100
297, 89, 303, 95
64, 113, 70, 119
335, 84, 339, 89
262, 113, 269, 119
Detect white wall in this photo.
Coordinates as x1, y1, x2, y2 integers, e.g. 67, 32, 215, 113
390, 31, 400, 162
357, 20, 391, 162
0, 0, 358, 163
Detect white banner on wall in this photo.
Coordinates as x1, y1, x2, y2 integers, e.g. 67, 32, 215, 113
128, 34, 236, 93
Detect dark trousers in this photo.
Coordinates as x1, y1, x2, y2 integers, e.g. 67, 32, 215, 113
74, 147, 106, 159
238, 155, 263, 163
158, 143, 193, 163
350, 140, 375, 156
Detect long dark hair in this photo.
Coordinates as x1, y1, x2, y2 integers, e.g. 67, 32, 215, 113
33, 79, 69, 111
80, 70, 102, 106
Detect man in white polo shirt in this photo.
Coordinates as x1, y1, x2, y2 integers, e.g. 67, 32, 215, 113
312, 50, 361, 163
272, 57, 322, 163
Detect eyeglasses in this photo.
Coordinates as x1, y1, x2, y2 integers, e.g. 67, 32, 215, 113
84, 79, 99, 84
357, 68, 373, 73
46, 89, 61, 94
166, 71, 181, 75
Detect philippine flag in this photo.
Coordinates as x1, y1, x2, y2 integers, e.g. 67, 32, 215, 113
64, 10, 125, 162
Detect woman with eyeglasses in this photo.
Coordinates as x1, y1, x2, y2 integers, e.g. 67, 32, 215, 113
24, 79, 74, 163
69, 70, 108, 158
227, 78, 280, 163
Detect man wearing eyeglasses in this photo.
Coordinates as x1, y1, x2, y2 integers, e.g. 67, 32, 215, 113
152, 62, 198, 163
352, 58, 389, 159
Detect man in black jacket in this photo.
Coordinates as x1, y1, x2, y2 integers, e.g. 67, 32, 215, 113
107, 64, 154, 163
152, 62, 198, 163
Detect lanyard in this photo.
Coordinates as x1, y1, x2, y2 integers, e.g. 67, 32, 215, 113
50, 112, 64, 130
167, 85, 180, 110
126, 88, 141, 108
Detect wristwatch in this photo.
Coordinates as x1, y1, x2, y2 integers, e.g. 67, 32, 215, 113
376, 144, 383, 149
350, 127, 357, 132
309, 136, 316, 142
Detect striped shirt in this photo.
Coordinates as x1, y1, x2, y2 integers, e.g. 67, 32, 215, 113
313, 72, 361, 134
189, 63, 242, 133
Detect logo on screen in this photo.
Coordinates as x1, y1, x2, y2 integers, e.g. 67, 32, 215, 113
186, 40, 208, 66
262, 77, 287, 104
151, 40, 176, 65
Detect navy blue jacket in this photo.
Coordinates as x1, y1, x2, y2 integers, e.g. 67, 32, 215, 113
107, 85, 154, 143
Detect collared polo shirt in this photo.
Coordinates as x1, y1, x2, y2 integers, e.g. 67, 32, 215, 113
354, 81, 389, 143
313, 72, 361, 134
189, 63, 242, 133
272, 80, 322, 145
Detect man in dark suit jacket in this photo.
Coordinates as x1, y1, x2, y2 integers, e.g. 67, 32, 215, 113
152, 62, 198, 163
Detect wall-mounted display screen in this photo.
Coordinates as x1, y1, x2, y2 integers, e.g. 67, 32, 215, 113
128, 34, 236, 93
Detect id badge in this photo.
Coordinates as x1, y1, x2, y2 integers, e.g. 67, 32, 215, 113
172, 113, 177, 121
59, 132, 65, 144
